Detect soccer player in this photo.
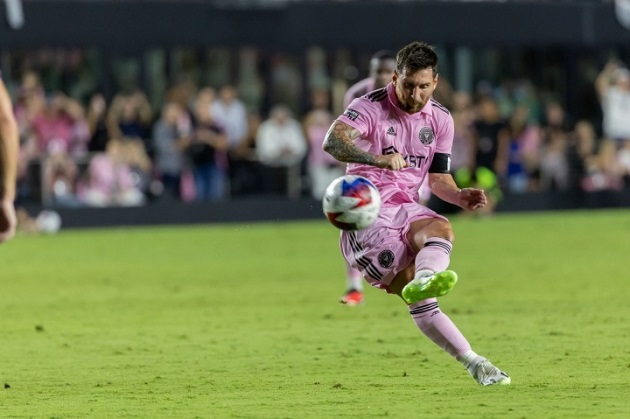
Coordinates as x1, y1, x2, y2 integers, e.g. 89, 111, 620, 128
343, 50, 397, 112
323, 41, 510, 385
339, 50, 396, 306
0, 74, 18, 243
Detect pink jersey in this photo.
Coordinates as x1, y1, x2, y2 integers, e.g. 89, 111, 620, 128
337, 82, 454, 206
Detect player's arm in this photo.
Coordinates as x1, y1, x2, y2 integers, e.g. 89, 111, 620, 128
0, 77, 19, 242
595, 59, 618, 98
323, 120, 406, 170
428, 152, 487, 211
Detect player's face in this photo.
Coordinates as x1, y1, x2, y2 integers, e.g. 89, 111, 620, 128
393, 67, 438, 114
370, 58, 396, 90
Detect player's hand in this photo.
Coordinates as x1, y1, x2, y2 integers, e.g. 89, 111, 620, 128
375, 153, 407, 171
0, 197, 17, 243
458, 188, 488, 211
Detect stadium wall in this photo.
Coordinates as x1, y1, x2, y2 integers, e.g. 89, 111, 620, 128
22, 190, 630, 229
0, 1, 629, 50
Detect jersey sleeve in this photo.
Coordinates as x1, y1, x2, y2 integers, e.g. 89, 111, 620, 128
336, 97, 375, 138
435, 113, 454, 155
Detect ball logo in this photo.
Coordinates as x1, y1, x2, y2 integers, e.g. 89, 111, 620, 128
378, 250, 395, 268
419, 126, 434, 145
342, 178, 373, 208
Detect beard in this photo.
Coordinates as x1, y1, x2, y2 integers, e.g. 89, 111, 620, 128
400, 100, 424, 114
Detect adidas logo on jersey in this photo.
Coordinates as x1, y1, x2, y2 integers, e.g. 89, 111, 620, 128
386, 126, 396, 136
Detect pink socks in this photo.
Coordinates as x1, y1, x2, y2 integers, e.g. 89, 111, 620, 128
414, 237, 452, 277
408, 298, 471, 358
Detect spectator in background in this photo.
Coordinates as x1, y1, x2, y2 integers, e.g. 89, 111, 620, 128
0, 74, 19, 243
472, 96, 510, 180
256, 104, 307, 196
79, 140, 145, 207
228, 109, 263, 196
30, 92, 89, 205
14, 71, 46, 144
42, 147, 81, 206
595, 59, 630, 143
118, 138, 152, 198
582, 139, 624, 192
153, 102, 191, 200
14, 72, 46, 202
86, 92, 111, 153
108, 89, 153, 155
504, 105, 540, 193
187, 88, 229, 201
539, 101, 572, 191
31, 91, 89, 157
212, 85, 247, 150
465, 96, 509, 213
566, 120, 598, 192
303, 89, 343, 199
211, 85, 249, 195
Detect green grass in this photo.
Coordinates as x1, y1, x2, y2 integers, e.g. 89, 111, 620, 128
1, 209, 630, 418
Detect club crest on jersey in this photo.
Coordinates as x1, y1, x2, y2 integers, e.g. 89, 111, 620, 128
344, 108, 360, 121
419, 126, 434, 145
377, 250, 395, 268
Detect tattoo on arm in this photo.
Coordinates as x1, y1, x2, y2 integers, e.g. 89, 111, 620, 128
323, 122, 376, 165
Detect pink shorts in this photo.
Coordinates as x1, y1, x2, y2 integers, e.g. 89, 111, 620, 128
340, 202, 448, 290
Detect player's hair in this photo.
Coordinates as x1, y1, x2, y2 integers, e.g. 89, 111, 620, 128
396, 42, 438, 77
371, 50, 396, 62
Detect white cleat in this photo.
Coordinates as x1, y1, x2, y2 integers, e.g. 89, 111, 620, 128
471, 358, 511, 386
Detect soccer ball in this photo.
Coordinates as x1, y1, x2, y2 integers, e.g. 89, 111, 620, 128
36, 210, 62, 234
322, 175, 381, 231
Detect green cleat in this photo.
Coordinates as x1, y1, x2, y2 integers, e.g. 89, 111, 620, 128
401, 270, 458, 304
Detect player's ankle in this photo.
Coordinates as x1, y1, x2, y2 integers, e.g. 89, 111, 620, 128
457, 349, 481, 369
414, 269, 434, 281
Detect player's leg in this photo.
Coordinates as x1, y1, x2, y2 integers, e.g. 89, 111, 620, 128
400, 218, 458, 304
389, 264, 471, 362
386, 220, 511, 386
339, 262, 364, 306
388, 265, 510, 385
389, 266, 469, 360
407, 295, 511, 385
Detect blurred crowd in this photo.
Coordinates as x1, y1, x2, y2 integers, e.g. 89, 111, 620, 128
444, 57, 630, 213
9, 56, 630, 209
11, 67, 338, 207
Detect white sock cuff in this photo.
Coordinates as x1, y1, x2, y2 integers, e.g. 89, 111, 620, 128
457, 350, 479, 368
414, 269, 434, 281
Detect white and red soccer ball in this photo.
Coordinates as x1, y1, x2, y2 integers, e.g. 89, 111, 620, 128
322, 175, 381, 231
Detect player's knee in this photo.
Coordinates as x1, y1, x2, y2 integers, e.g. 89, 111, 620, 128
409, 220, 454, 247
428, 220, 455, 243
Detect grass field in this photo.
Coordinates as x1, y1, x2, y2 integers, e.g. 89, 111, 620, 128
1, 209, 629, 418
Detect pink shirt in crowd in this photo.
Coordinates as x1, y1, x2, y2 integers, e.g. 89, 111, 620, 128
337, 83, 454, 206
31, 113, 75, 153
